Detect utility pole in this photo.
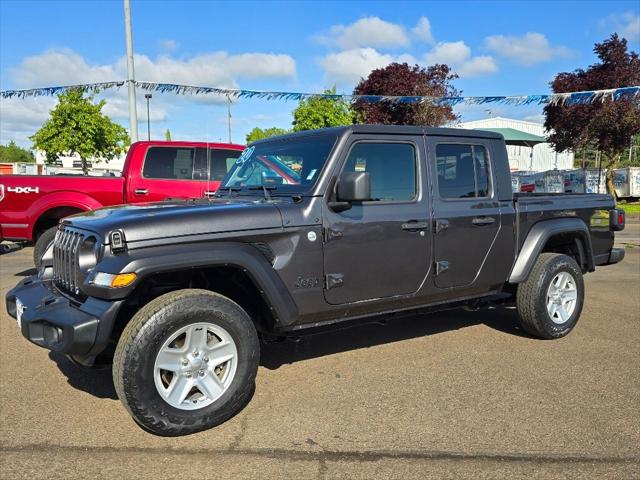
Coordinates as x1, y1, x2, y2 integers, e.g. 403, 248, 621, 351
145, 94, 152, 141
227, 95, 232, 143
124, 0, 138, 142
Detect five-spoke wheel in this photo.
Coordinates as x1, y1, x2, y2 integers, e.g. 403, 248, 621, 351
545, 271, 578, 325
154, 322, 238, 410
113, 289, 259, 436
516, 253, 584, 339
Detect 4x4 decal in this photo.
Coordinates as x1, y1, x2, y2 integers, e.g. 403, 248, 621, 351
7, 186, 40, 194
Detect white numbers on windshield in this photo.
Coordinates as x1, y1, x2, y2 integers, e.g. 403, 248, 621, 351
236, 146, 255, 165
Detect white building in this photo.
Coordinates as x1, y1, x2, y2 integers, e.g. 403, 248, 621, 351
457, 117, 574, 172
34, 150, 126, 175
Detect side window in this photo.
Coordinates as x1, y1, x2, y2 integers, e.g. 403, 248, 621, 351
143, 147, 195, 180
474, 146, 490, 197
343, 142, 416, 202
436, 144, 490, 198
210, 148, 242, 181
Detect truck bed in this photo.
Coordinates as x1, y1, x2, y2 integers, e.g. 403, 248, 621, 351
514, 192, 615, 258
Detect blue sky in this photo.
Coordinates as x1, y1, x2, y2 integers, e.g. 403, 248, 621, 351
1, 0, 638, 147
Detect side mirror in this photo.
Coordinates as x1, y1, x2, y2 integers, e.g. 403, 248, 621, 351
337, 171, 371, 202
330, 172, 371, 212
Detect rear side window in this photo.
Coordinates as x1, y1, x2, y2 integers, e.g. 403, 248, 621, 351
436, 144, 490, 198
143, 147, 195, 179
343, 142, 416, 202
210, 149, 243, 181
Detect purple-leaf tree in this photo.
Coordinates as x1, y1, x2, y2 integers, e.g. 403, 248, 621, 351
544, 34, 640, 194
352, 63, 460, 127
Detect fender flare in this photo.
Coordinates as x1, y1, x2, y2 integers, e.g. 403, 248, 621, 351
28, 192, 104, 238
84, 242, 299, 327
508, 218, 594, 284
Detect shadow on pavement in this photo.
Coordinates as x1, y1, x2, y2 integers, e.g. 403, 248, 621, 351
49, 352, 118, 400
46, 306, 526, 398
260, 306, 528, 370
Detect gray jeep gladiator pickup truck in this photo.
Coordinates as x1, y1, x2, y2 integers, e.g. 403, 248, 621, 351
6, 125, 625, 436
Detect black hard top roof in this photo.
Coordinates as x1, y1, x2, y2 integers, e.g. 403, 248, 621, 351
252, 124, 503, 144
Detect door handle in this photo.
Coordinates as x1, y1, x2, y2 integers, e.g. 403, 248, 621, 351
204, 191, 216, 197
472, 216, 495, 226
134, 188, 149, 195
402, 221, 429, 231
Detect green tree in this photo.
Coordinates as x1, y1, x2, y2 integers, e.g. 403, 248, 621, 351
0, 141, 35, 163
621, 133, 640, 167
245, 126, 290, 143
292, 86, 358, 132
30, 89, 130, 174
165, 128, 172, 141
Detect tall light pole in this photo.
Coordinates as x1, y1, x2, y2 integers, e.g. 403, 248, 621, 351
145, 93, 152, 140
227, 94, 232, 143
124, 0, 138, 142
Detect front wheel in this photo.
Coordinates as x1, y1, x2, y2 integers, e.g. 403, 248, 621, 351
516, 253, 585, 339
113, 289, 259, 436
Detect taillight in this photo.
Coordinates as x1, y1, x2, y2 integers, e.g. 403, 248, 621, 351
610, 209, 625, 231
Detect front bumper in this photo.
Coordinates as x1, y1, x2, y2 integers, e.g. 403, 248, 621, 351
5, 276, 122, 355
594, 247, 626, 266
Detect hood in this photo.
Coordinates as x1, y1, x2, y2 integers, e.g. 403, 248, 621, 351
63, 197, 284, 244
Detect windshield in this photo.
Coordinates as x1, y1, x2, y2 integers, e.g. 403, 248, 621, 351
221, 133, 338, 193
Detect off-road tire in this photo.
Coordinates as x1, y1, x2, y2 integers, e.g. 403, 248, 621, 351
113, 289, 259, 436
33, 226, 57, 269
516, 253, 584, 339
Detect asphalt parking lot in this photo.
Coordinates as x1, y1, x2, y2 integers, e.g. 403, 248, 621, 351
1, 225, 639, 479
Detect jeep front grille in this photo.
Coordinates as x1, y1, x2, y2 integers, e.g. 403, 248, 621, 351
52, 227, 86, 296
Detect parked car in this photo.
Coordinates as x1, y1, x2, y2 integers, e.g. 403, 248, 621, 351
0, 141, 245, 266
6, 125, 625, 436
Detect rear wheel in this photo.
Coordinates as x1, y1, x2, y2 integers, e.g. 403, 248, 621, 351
113, 289, 259, 436
516, 253, 584, 339
33, 226, 57, 269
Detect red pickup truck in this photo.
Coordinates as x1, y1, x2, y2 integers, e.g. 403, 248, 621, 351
0, 141, 245, 262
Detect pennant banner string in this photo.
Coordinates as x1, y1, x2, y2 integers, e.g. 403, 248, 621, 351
1, 80, 639, 107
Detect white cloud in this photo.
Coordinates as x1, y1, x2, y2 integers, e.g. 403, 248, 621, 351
10, 48, 296, 89
601, 11, 640, 42
159, 39, 178, 51
315, 17, 410, 50
484, 32, 571, 66
412, 16, 434, 44
102, 95, 168, 122
0, 97, 55, 144
319, 48, 415, 84
456, 56, 498, 77
0, 93, 169, 146
11, 49, 117, 87
315, 16, 496, 83
425, 41, 471, 65
3, 48, 296, 145
424, 41, 497, 78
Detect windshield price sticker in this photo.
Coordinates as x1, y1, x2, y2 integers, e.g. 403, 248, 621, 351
236, 146, 255, 165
